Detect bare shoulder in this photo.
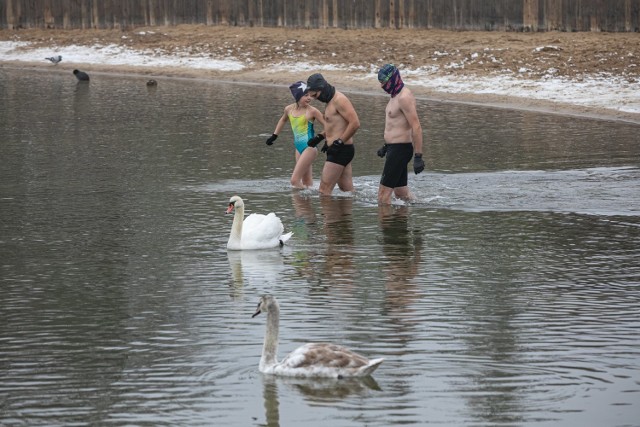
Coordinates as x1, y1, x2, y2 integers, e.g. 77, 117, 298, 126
398, 87, 417, 108
399, 87, 416, 102
308, 105, 324, 120
333, 90, 355, 110
308, 105, 322, 115
283, 103, 296, 114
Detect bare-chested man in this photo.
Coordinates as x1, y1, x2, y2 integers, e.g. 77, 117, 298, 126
304, 73, 360, 195
376, 64, 425, 205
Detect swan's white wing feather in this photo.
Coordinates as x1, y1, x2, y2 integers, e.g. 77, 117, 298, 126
240, 213, 286, 249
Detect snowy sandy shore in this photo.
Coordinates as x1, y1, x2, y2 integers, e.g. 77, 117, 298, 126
2, 38, 639, 124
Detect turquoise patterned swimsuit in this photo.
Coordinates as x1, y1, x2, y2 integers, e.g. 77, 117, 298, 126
288, 112, 315, 154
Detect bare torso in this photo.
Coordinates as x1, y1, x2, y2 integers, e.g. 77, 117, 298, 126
323, 91, 356, 145
383, 88, 414, 144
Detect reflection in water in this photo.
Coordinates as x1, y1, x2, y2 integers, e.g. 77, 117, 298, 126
379, 205, 422, 324
320, 196, 355, 284
291, 192, 317, 225
261, 374, 381, 426
226, 250, 287, 298
262, 376, 280, 427
289, 192, 316, 282
281, 375, 381, 401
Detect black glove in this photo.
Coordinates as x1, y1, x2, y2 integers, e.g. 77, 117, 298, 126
265, 134, 278, 146
413, 153, 425, 175
307, 133, 325, 148
377, 144, 388, 158
327, 138, 344, 155
320, 141, 328, 153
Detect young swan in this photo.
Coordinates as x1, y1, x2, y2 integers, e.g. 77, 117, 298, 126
226, 195, 293, 250
252, 295, 384, 378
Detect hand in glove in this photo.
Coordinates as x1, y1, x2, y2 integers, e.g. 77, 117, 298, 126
307, 133, 326, 148
413, 153, 425, 175
377, 144, 388, 158
327, 139, 344, 155
265, 134, 278, 146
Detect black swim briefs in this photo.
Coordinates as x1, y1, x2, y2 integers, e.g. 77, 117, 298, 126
380, 143, 413, 188
326, 143, 355, 166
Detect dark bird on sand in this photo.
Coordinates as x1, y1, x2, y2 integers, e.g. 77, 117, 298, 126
45, 55, 62, 65
73, 69, 90, 81
146, 79, 158, 87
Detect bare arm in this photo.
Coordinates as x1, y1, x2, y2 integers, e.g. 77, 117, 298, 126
272, 105, 291, 135
310, 106, 326, 135
399, 91, 423, 154
335, 94, 360, 143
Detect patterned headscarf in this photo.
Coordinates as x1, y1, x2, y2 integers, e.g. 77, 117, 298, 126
378, 64, 404, 97
289, 81, 307, 102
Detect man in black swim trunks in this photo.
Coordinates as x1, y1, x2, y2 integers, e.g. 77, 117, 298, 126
305, 73, 360, 195
376, 64, 425, 205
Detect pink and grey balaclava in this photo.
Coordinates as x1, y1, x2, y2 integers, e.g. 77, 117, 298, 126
378, 63, 404, 97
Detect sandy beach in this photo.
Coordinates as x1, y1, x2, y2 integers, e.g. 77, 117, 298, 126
1, 25, 639, 123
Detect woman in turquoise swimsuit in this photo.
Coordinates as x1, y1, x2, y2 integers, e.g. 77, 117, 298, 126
265, 81, 326, 189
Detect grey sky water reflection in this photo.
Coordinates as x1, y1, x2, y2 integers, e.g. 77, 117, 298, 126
1, 68, 639, 426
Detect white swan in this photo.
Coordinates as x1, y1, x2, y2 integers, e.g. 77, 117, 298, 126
252, 295, 384, 378
226, 196, 293, 250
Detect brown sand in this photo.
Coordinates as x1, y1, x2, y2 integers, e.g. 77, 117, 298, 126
2, 25, 639, 123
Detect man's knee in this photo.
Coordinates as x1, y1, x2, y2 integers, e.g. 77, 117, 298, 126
378, 186, 393, 204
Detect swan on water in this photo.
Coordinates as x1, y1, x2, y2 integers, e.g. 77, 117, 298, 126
226, 196, 292, 250
252, 295, 384, 378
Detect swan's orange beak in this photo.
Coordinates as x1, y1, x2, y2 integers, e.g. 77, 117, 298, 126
226, 203, 234, 214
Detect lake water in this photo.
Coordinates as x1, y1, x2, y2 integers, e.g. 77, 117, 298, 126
1, 68, 639, 426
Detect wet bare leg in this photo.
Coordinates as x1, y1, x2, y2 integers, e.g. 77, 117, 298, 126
291, 148, 318, 189
337, 163, 354, 192
378, 184, 394, 205
319, 162, 345, 195
378, 184, 415, 204
394, 186, 416, 202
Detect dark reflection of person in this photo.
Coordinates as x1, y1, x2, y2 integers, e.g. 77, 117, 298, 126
319, 196, 355, 284
288, 192, 317, 281
378, 205, 422, 323
456, 234, 522, 422
291, 192, 317, 226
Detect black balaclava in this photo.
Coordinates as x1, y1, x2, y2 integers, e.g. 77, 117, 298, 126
306, 73, 335, 103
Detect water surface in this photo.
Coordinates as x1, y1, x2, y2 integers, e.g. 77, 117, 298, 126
1, 69, 639, 426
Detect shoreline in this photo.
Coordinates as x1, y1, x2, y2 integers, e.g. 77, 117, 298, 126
1, 26, 639, 125
4, 60, 639, 125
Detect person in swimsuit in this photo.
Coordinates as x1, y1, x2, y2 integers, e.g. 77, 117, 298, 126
265, 81, 326, 189
376, 64, 425, 205
305, 73, 360, 196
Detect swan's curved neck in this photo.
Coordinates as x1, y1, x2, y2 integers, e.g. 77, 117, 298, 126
229, 204, 245, 247
261, 303, 280, 370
